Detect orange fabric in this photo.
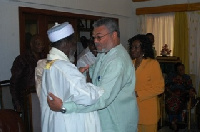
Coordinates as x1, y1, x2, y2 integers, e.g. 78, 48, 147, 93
133, 59, 164, 125
138, 124, 157, 132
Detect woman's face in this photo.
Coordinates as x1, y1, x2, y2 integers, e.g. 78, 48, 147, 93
130, 40, 143, 59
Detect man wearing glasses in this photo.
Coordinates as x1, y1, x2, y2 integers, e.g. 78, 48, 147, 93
48, 18, 138, 132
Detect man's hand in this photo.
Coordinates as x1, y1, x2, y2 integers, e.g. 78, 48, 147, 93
79, 65, 89, 73
47, 93, 63, 112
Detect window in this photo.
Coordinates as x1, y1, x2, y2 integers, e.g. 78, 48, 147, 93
137, 13, 174, 56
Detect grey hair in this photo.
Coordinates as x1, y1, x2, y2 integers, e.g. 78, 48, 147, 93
93, 18, 120, 38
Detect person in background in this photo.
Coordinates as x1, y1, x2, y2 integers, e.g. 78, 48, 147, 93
77, 36, 88, 60
47, 18, 139, 132
146, 32, 162, 129
10, 34, 45, 132
146, 33, 157, 57
77, 38, 97, 76
128, 34, 164, 132
25, 32, 32, 50
40, 22, 104, 132
10, 34, 45, 113
165, 62, 197, 131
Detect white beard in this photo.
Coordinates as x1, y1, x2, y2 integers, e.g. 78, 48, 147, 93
69, 49, 75, 63
95, 43, 110, 53
97, 48, 109, 53
69, 55, 75, 63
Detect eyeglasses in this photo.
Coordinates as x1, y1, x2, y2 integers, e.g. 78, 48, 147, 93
92, 32, 112, 41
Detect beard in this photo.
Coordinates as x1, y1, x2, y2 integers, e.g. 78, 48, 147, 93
95, 43, 109, 53
69, 49, 75, 63
97, 49, 109, 53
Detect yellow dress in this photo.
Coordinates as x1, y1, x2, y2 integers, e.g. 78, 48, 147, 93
133, 59, 164, 125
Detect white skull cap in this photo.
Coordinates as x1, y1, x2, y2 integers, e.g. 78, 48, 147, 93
47, 22, 74, 43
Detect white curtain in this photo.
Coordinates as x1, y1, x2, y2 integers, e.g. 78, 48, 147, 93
137, 13, 175, 56
187, 11, 200, 94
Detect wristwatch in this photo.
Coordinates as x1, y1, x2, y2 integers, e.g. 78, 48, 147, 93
60, 106, 66, 113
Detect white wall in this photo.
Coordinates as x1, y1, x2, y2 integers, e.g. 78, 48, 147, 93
0, 0, 198, 81
0, 1, 19, 81
17, 0, 133, 17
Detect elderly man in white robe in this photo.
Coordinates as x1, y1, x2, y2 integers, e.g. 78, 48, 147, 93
38, 22, 104, 132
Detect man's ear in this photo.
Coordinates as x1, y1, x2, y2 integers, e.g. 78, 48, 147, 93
112, 31, 117, 39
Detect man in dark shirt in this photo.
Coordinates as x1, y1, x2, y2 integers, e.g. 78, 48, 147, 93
10, 34, 45, 113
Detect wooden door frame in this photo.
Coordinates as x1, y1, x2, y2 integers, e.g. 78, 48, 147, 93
19, 7, 103, 55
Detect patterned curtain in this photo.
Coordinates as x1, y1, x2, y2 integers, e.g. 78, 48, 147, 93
187, 11, 200, 95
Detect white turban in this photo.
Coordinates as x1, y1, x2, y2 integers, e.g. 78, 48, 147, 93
47, 22, 74, 43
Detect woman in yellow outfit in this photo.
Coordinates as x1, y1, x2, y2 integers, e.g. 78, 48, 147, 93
128, 34, 164, 132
